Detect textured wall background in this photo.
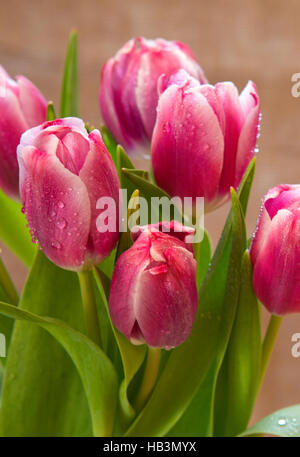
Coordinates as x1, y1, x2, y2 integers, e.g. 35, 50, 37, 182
0, 0, 299, 428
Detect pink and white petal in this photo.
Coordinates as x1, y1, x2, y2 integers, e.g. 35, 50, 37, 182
239, 81, 259, 118
215, 82, 245, 195
19, 146, 91, 271
252, 209, 300, 314
264, 185, 300, 219
16, 75, 47, 127
79, 129, 121, 264
234, 96, 260, 188
109, 232, 151, 341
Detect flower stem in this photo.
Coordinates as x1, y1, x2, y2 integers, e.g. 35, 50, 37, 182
78, 269, 102, 348
134, 347, 161, 412
260, 314, 283, 387
0, 256, 18, 305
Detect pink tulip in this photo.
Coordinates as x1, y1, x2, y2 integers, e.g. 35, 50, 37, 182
17, 118, 121, 271
99, 37, 207, 158
250, 184, 300, 315
0, 65, 47, 199
109, 221, 198, 349
151, 70, 260, 212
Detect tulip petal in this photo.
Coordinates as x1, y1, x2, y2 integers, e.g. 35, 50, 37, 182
109, 232, 151, 340
253, 209, 300, 314
135, 245, 197, 348
79, 129, 120, 264
0, 89, 28, 198
18, 146, 91, 271
216, 82, 244, 195
16, 75, 47, 127
235, 82, 260, 187
152, 84, 224, 206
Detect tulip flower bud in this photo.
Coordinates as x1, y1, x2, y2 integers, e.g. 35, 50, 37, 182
250, 185, 300, 315
109, 221, 198, 349
99, 37, 207, 158
17, 118, 121, 271
151, 70, 260, 212
0, 65, 47, 199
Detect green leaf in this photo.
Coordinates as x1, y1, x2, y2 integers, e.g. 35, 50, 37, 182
122, 167, 183, 224
117, 146, 136, 203
101, 126, 118, 167
240, 404, 300, 437
0, 299, 118, 437
60, 30, 79, 117
93, 267, 146, 432
125, 189, 246, 437
193, 230, 212, 291
0, 189, 36, 267
237, 158, 256, 215
0, 252, 117, 437
214, 250, 261, 436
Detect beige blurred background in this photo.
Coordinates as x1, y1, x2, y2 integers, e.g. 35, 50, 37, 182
0, 0, 299, 429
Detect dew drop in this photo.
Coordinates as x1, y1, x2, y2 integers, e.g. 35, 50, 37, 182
278, 418, 287, 426
50, 210, 57, 218
51, 240, 62, 250
57, 201, 65, 209
56, 218, 67, 230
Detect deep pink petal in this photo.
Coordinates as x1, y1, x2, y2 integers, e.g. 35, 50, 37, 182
151, 84, 224, 207
216, 82, 244, 196
135, 245, 197, 348
79, 129, 121, 264
252, 209, 300, 315
18, 145, 91, 271
0, 90, 28, 198
16, 75, 47, 127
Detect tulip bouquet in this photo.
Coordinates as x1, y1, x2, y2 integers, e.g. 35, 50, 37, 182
0, 31, 299, 438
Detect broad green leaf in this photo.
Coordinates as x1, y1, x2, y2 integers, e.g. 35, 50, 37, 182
0, 297, 118, 436
125, 189, 245, 437
93, 267, 146, 432
241, 404, 300, 437
167, 364, 216, 437
0, 251, 116, 437
138, 159, 255, 437
0, 257, 18, 367
0, 189, 36, 266
60, 30, 79, 117
214, 251, 261, 436
101, 126, 118, 167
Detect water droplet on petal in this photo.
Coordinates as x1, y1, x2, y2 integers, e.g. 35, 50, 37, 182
51, 240, 62, 250
56, 218, 67, 230
57, 201, 65, 209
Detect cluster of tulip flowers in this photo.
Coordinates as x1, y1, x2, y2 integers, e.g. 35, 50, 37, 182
0, 31, 299, 438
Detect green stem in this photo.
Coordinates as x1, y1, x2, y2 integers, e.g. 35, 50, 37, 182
0, 256, 18, 305
78, 269, 102, 348
134, 347, 161, 412
260, 314, 283, 387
